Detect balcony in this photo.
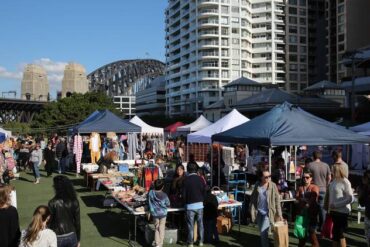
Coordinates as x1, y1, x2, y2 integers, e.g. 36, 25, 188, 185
252, 56, 272, 63
198, 8, 218, 17
253, 46, 272, 53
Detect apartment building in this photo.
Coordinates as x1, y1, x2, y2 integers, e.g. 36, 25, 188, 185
285, 0, 327, 92
165, 0, 287, 116
326, 0, 370, 83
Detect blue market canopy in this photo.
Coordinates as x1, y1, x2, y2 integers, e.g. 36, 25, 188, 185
75, 110, 141, 134
212, 102, 370, 146
0, 132, 5, 143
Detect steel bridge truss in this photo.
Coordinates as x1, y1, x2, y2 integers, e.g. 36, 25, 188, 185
87, 59, 165, 96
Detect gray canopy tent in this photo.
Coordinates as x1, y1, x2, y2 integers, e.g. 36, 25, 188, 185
211, 102, 370, 185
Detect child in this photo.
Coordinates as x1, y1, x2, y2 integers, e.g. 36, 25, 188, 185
148, 179, 170, 247
203, 188, 219, 244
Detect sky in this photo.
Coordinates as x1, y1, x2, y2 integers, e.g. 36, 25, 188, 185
0, 0, 167, 99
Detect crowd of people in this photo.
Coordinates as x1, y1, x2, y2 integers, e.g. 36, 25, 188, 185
0, 175, 80, 247
1, 130, 370, 247
246, 149, 370, 247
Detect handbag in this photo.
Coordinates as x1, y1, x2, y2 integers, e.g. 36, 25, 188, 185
273, 221, 289, 247
211, 186, 229, 203
294, 209, 309, 239
321, 213, 333, 239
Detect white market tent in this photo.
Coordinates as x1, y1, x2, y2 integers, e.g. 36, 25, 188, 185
129, 116, 164, 136
177, 115, 212, 133
187, 109, 249, 144
0, 127, 12, 138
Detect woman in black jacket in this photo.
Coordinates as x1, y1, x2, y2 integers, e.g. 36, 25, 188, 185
48, 175, 80, 247
0, 184, 20, 247
43, 142, 55, 177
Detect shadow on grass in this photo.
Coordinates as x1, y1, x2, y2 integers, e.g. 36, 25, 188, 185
80, 195, 106, 209
18, 176, 34, 183
75, 188, 92, 193
70, 177, 85, 187
87, 211, 132, 245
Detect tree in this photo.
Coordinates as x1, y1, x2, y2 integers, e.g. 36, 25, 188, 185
31, 92, 120, 133
3, 121, 31, 135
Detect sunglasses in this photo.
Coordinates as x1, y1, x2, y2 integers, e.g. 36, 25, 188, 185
303, 176, 311, 179
264, 175, 271, 179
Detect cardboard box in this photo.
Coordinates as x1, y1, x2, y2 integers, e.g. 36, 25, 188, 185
217, 215, 232, 234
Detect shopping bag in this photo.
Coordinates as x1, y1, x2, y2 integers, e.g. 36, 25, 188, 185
211, 186, 229, 203
273, 221, 289, 247
321, 213, 333, 239
294, 211, 309, 239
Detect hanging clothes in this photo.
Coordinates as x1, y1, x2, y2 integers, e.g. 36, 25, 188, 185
127, 133, 138, 160
89, 132, 101, 163
73, 135, 83, 174
144, 165, 159, 191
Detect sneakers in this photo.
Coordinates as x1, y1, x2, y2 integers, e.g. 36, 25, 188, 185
199, 242, 203, 246
34, 179, 40, 184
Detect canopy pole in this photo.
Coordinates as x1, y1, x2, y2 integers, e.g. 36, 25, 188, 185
285, 146, 288, 181
186, 140, 189, 163
268, 146, 272, 173
294, 146, 297, 191
140, 134, 143, 158
218, 144, 221, 187
210, 142, 213, 187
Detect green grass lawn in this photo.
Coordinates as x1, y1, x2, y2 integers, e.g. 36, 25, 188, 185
11, 169, 368, 247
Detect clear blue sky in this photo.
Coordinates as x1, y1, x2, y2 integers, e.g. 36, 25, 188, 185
0, 0, 167, 98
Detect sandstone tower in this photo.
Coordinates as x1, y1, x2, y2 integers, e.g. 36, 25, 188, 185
21, 64, 49, 101
62, 63, 89, 98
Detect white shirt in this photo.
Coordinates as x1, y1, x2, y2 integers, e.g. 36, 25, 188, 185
19, 229, 57, 247
328, 178, 354, 214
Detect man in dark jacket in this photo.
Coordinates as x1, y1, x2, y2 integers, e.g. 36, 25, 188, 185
183, 162, 206, 247
55, 139, 66, 174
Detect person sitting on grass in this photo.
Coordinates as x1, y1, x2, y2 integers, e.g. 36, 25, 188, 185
20, 205, 57, 247
148, 179, 170, 247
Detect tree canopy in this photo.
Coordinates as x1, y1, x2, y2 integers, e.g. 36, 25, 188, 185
31, 92, 120, 133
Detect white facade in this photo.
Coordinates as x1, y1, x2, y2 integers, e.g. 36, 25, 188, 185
165, 0, 286, 116
113, 96, 136, 117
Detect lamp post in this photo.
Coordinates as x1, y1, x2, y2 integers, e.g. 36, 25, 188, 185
343, 50, 362, 122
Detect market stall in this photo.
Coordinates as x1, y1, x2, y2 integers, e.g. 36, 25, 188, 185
212, 102, 370, 169
129, 116, 165, 157
72, 110, 141, 175
164, 122, 185, 137
176, 115, 212, 133
187, 109, 249, 183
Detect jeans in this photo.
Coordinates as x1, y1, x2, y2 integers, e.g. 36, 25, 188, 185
57, 232, 78, 247
257, 213, 270, 247
204, 218, 219, 243
32, 161, 40, 179
58, 158, 66, 173
186, 209, 204, 244
154, 217, 166, 247
318, 190, 326, 230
